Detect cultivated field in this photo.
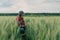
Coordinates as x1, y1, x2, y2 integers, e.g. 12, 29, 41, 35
0, 16, 60, 40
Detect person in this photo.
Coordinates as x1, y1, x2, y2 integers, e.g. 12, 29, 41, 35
16, 11, 26, 35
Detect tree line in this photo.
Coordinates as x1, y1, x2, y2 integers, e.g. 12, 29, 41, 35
0, 13, 60, 16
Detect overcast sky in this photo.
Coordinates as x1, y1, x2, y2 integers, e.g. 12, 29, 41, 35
0, 0, 60, 13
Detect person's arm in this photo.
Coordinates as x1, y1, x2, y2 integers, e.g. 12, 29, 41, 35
16, 16, 20, 26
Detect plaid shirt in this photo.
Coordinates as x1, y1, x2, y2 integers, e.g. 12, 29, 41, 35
16, 16, 25, 26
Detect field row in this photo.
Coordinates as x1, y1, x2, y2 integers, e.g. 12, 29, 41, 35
0, 16, 60, 40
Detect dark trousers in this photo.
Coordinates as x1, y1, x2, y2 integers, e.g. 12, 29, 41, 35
20, 27, 26, 34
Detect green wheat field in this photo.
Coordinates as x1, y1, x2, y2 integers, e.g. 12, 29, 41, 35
0, 16, 60, 40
